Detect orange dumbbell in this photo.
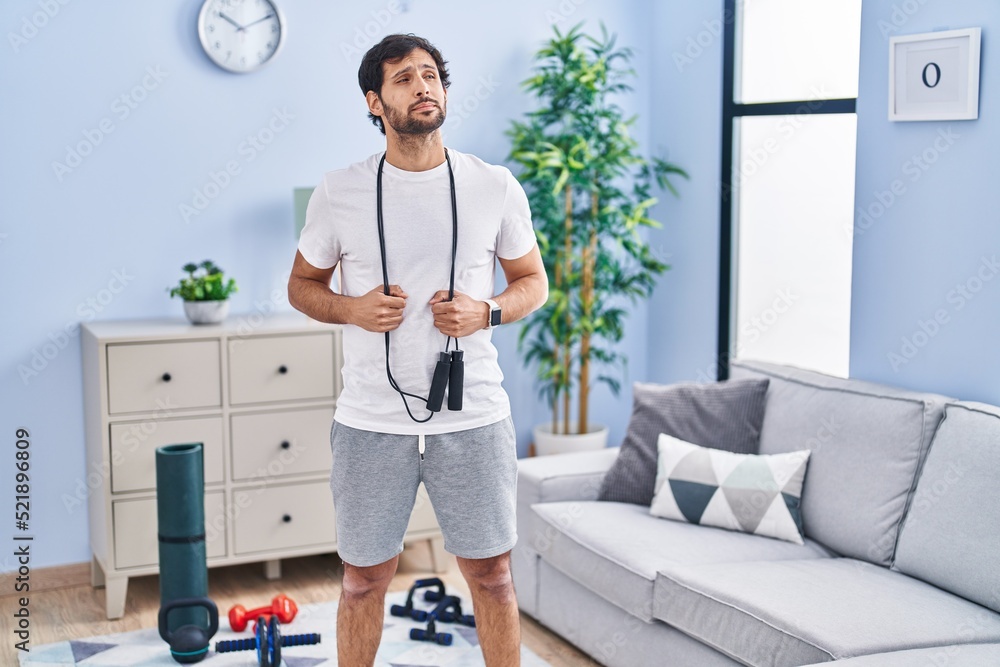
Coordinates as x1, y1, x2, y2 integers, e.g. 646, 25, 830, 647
228, 594, 298, 632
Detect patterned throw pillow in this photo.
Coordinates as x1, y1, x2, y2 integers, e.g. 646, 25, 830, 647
650, 433, 811, 545
597, 379, 770, 506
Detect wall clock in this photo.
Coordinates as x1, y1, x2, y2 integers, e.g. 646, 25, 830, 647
198, 0, 285, 73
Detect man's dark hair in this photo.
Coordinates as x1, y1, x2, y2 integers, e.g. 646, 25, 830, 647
358, 33, 451, 135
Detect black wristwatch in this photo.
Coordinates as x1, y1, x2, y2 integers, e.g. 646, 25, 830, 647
485, 299, 502, 329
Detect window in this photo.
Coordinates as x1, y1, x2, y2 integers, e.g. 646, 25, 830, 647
737, 0, 862, 103
720, 0, 862, 378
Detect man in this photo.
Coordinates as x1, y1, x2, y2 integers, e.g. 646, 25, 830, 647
287, 33, 547, 667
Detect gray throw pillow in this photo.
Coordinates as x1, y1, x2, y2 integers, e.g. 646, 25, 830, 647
597, 378, 770, 506
650, 433, 810, 544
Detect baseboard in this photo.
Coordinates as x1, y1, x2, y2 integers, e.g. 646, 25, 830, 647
0, 560, 90, 595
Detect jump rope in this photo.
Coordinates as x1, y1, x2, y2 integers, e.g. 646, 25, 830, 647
376, 148, 464, 423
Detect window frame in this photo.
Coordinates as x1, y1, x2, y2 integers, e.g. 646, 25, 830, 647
717, 0, 858, 379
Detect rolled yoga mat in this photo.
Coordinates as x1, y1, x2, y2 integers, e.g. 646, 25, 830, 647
156, 443, 209, 633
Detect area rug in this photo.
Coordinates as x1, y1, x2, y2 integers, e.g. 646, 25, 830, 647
20, 589, 550, 666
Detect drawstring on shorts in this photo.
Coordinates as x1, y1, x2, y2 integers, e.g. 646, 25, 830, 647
418, 433, 425, 461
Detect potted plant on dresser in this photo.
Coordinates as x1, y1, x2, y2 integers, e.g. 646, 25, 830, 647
508, 23, 688, 456
168, 260, 238, 324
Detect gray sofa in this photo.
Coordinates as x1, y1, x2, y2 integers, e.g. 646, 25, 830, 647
511, 360, 1000, 666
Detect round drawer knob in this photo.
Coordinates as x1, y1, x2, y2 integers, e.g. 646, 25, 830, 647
278, 365, 288, 374
280, 440, 291, 450
282, 514, 292, 523
161, 372, 172, 382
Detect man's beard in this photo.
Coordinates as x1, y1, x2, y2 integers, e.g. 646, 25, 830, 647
381, 97, 446, 135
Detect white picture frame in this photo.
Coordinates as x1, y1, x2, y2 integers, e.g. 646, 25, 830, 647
888, 28, 981, 121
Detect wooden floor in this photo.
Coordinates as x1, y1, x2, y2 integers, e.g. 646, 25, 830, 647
0, 542, 601, 666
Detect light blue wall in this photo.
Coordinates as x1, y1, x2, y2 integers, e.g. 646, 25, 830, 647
646, 1, 724, 383
849, 1, 1000, 404
0, 0, 656, 569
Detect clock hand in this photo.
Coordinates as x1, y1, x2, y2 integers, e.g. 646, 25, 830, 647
219, 12, 245, 31
242, 13, 275, 29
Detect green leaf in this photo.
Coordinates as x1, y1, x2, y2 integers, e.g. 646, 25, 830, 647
552, 169, 570, 196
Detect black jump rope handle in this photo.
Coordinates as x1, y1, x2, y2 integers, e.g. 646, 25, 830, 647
448, 350, 464, 411
427, 352, 451, 412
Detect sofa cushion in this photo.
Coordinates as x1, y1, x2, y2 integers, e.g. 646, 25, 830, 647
531, 500, 832, 623
893, 401, 1000, 613
537, 559, 741, 667
598, 378, 770, 506
651, 433, 810, 544
799, 643, 1000, 666
654, 559, 1000, 667
729, 360, 948, 566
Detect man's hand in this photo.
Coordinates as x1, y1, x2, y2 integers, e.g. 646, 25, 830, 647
429, 290, 488, 338
351, 284, 408, 332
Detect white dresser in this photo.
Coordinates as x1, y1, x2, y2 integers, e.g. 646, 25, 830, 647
81, 312, 446, 619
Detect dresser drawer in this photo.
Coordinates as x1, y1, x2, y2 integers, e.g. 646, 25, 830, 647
109, 417, 224, 493
113, 491, 226, 569
232, 481, 336, 555
228, 333, 334, 405
407, 483, 439, 534
107, 340, 221, 414
230, 408, 334, 481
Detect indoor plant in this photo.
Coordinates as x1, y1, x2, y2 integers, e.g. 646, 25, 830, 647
167, 260, 238, 324
508, 23, 687, 454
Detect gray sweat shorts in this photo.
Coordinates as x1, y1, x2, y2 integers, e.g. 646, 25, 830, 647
329, 415, 518, 567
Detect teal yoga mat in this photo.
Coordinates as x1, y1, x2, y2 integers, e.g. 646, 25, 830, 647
155, 443, 209, 633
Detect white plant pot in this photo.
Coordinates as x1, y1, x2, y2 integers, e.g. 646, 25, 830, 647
533, 423, 609, 456
183, 299, 229, 324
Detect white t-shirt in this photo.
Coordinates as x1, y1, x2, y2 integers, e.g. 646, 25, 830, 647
297, 148, 537, 435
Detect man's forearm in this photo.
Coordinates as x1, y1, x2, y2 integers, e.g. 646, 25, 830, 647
490, 273, 548, 327
288, 277, 355, 325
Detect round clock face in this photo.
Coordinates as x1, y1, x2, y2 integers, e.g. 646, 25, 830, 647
198, 0, 284, 73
